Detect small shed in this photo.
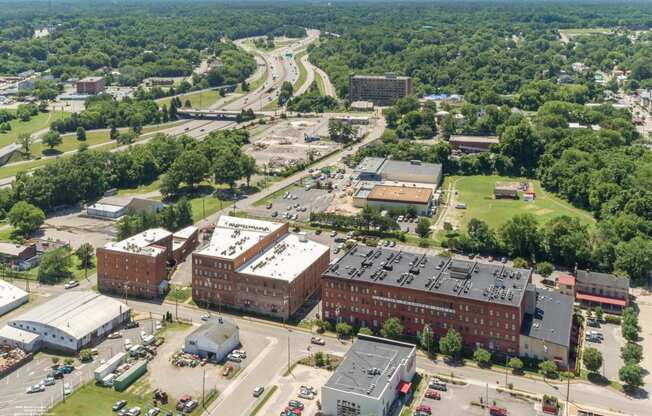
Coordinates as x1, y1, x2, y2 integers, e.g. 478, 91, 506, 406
494, 182, 519, 199
184, 317, 239, 362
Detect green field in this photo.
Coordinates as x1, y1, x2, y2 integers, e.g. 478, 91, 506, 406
158, 89, 220, 109
314, 69, 326, 96
0, 110, 69, 147
293, 50, 309, 93
444, 175, 595, 230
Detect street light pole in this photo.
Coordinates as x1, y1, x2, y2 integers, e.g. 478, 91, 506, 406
202, 365, 206, 408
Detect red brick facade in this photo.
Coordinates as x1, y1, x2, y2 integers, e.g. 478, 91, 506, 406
97, 234, 172, 299
322, 276, 523, 355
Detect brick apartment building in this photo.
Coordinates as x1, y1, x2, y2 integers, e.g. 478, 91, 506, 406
322, 245, 574, 366
192, 216, 330, 320
76, 76, 106, 95
349, 73, 412, 106
97, 228, 173, 299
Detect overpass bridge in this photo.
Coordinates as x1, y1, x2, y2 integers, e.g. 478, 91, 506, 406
178, 108, 269, 120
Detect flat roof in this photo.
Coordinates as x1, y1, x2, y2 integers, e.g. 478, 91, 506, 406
449, 135, 500, 144
576, 270, 629, 290
0, 280, 28, 311
381, 160, 442, 181
0, 325, 40, 343
238, 233, 329, 281
10, 291, 130, 340
78, 76, 104, 82
324, 334, 415, 398
198, 216, 284, 260
355, 157, 386, 175
576, 293, 627, 307
520, 288, 573, 347
173, 226, 198, 240
367, 185, 432, 204
351, 74, 410, 80
103, 228, 171, 257
87, 203, 125, 214
323, 246, 531, 307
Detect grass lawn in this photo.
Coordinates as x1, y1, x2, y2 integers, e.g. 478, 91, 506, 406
293, 50, 309, 93
190, 194, 233, 222
164, 285, 192, 304
0, 226, 16, 242
0, 110, 69, 148
158, 89, 220, 109
314, 68, 326, 96
444, 175, 595, 230
117, 178, 163, 197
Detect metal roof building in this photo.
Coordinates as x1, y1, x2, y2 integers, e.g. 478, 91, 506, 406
1, 291, 130, 352
184, 316, 240, 362
0, 280, 29, 316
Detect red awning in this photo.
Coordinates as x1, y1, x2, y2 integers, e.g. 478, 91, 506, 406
576, 293, 626, 307
396, 381, 411, 394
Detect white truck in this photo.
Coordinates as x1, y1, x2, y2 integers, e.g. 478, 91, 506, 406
94, 352, 126, 382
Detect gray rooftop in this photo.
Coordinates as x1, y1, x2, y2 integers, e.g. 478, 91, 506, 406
324, 335, 415, 398
520, 288, 573, 347
323, 246, 531, 307
576, 270, 629, 290
355, 157, 386, 175
382, 160, 442, 181
187, 317, 238, 344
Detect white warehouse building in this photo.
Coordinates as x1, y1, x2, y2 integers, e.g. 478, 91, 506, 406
321, 335, 416, 416
184, 316, 239, 362
0, 280, 29, 316
0, 291, 130, 352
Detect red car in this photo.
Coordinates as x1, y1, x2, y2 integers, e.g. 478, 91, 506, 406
415, 404, 431, 414
283, 406, 302, 415
424, 389, 441, 400
489, 406, 508, 416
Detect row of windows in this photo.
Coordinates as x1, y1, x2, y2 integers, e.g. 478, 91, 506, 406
194, 258, 232, 270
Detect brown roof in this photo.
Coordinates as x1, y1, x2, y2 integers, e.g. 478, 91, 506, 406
450, 135, 499, 144
367, 185, 432, 204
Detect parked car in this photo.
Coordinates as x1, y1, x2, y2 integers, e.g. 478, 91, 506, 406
428, 381, 447, 391
146, 408, 160, 416
288, 400, 304, 410
26, 384, 45, 393
424, 390, 441, 400
112, 400, 128, 411
127, 407, 141, 416
489, 406, 508, 416
60, 364, 74, 374
253, 386, 265, 397
266, 203, 273, 209
222, 365, 233, 377
415, 404, 431, 414
233, 349, 246, 359
183, 400, 198, 413
330, 230, 337, 237
42, 377, 55, 386
310, 336, 325, 345
125, 321, 139, 329
64, 383, 71, 395
200, 314, 210, 321
227, 353, 242, 362
108, 332, 122, 339
64, 280, 79, 289
271, 211, 278, 218
389, 241, 396, 247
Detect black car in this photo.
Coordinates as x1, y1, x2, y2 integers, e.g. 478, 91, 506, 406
125, 321, 140, 329
113, 400, 128, 411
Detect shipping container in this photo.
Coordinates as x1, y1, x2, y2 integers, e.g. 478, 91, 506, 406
113, 360, 147, 392
94, 352, 126, 382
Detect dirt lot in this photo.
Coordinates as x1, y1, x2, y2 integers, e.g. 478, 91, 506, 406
43, 211, 116, 249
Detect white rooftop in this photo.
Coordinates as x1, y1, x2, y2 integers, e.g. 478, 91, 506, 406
9, 291, 130, 340
0, 325, 40, 343
198, 216, 284, 260
238, 233, 329, 281
0, 280, 28, 314
104, 227, 171, 257
173, 226, 198, 240
87, 203, 125, 214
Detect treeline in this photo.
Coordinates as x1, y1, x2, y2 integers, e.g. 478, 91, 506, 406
50, 94, 162, 133
310, 207, 399, 233
116, 198, 193, 241
286, 82, 338, 113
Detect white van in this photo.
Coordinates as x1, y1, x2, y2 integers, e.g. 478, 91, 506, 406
102, 373, 116, 387
129, 344, 142, 357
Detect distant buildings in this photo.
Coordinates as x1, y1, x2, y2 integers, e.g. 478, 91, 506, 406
97, 228, 173, 299
76, 76, 106, 95
192, 216, 330, 320
449, 135, 499, 153
0, 291, 130, 352
356, 184, 433, 215
322, 245, 574, 367
354, 157, 442, 185
349, 73, 412, 106
184, 316, 239, 362
321, 335, 416, 416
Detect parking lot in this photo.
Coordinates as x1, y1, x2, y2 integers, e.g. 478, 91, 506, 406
417, 376, 538, 416
584, 322, 624, 380
43, 211, 116, 250
0, 320, 155, 416
249, 365, 330, 416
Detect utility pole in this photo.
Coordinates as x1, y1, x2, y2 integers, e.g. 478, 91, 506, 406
287, 332, 290, 376
565, 375, 570, 416
175, 286, 179, 321
202, 365, 206, 407
485, 382, 488, 405
505, 355, 509, 386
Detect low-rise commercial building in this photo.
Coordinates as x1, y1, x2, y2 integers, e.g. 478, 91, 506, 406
321, 335, 416, 416
76, 76, 106, 95
192, 216, 330, 320
183, 316, 239, 362
0, 242, 37, 267
349, 73, 412, 106
449, 135, 499, 153
355, 157, 442, 185
97, 228, 173, 299
86, 196, 164, 220
574, 270, 629, 314
363, 185, 433, 215
0, 291, 130, 352
0, 280, 29, 316
322, 245, 573, 366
